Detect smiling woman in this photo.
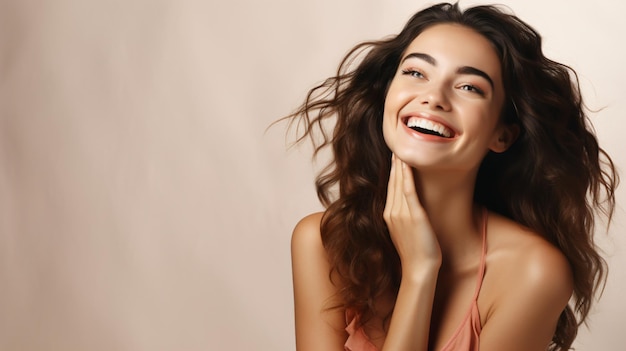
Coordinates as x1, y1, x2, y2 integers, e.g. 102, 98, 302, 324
383, 24, 514, 173
284, 2, 618, 351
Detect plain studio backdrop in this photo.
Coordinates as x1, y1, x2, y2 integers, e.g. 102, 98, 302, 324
0, 0, 624, 350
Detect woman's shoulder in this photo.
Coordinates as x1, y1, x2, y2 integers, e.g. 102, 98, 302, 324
487, 212, 572, 279
291, 212, 325, 250
291, 212, 329, 272
482, 211, 574, 323
291, 211, 347, 348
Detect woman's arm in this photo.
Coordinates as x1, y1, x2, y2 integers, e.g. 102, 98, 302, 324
381, 268, 439, 351
291, 212, 346, 351
380, 155, 441, 351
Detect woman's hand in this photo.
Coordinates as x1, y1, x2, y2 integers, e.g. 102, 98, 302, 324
383, 154, 442, 276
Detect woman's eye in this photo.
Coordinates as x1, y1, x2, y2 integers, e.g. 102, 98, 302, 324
460, 84, 485, 96
401, 69, 424, 79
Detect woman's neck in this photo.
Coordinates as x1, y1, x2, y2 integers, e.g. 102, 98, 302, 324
413, 168, 483, 269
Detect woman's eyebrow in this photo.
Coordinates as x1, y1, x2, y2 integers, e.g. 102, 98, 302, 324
402, 52, 436, 65
401, 52, 495, 89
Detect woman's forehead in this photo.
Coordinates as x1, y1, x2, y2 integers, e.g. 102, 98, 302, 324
402, 24, 502, 77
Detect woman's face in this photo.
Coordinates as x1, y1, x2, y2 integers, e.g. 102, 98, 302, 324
383, 23, 509, 173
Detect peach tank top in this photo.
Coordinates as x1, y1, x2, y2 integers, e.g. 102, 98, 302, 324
344, 209, 488, 351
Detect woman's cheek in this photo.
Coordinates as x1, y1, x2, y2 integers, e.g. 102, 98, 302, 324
382, 115, 395, 150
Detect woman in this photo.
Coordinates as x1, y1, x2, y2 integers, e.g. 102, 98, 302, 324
287, 3, 617, 350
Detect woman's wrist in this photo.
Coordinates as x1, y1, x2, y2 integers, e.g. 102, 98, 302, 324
401, 260, 441, 284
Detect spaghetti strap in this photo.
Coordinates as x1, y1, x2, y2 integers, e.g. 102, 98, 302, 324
472, 207, 488, 300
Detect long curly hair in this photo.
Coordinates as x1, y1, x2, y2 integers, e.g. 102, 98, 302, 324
284, 3, 618, 350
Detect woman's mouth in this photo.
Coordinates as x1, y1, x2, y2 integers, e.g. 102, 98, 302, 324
404, 116, 454, 138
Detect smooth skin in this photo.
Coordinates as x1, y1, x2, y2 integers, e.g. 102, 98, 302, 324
292, 24, 573, 351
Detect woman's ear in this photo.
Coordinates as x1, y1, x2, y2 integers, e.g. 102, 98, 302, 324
490, 124, 520, 153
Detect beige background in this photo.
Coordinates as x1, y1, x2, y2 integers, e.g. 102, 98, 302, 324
0, 0, 624, 350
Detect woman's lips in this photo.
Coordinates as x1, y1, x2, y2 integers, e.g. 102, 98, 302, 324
405, 116, 453, 138
401, 115, 457, 139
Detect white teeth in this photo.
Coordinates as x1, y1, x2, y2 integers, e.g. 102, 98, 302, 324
406, 117, 452, 138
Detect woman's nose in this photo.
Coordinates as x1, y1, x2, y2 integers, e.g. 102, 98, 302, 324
421, 85, 451, 111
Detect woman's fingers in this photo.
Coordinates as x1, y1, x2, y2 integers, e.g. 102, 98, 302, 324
385, 154, 423, 223
384, 154, 442, 268
401, 159, 424, 218
383, 154, 396, 221
386, 154, 407, 219
393, 154, 404, 212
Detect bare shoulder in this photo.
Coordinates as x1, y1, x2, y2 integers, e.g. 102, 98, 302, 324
486, 212, 573, 299
291, 212, 329, 282
479, 212, 574, 350
291, 212, 346, 350
291, 212, 325, 251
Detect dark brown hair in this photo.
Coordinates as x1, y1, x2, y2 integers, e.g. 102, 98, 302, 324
284, 3, 618, 350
